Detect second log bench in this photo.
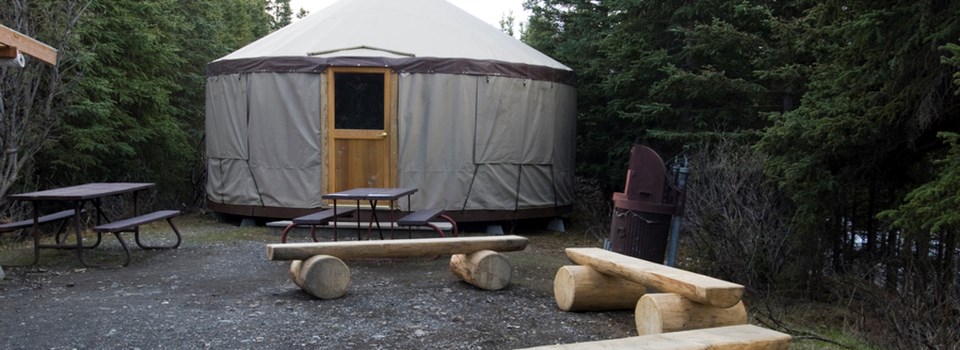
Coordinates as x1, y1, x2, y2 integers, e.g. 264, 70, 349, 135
92, 210, 182, 266
266, 235, 529, 299
556, 247, 748, 336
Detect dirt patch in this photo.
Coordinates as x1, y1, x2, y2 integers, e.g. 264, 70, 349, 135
0, 215, 635, 349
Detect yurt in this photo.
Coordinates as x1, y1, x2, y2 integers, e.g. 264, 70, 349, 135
204, 0, 577, 221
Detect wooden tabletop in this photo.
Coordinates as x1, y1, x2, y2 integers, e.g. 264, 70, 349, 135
321, 187, 418, 201
7, 183, 155, 201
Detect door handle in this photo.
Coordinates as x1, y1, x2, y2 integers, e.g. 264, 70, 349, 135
380, 132, 388, 138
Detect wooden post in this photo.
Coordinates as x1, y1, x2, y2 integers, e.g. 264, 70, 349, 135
296, 255, 350, 299
266, 235, 528, 261
553, 265, 646, 311
565, 248, 744, 308
635, 293, 747, 335
449, 250, 512, 290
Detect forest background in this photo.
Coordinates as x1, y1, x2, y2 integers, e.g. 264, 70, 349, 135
1, 0, 958, 348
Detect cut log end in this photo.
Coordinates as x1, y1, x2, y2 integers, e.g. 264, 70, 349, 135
298, 254, 350, 299
553, 265, 646, 312
289, 260, 306, 290
449, 250, 512, 291
635, 293, 748, 335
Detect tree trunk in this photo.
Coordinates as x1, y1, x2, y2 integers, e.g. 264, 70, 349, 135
553, 265, 645, 311
449, 250, 512, 291
635, 293, 747, 335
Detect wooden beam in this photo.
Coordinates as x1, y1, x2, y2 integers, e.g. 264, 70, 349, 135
266, 235, 529, 261
0, 24, 57, 65
565, 248, 744, 308
516, 324, 791, 350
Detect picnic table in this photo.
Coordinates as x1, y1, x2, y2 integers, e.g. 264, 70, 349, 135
6, 182, 181, 266
321, 187, 418, 240
279, 187, 457, 242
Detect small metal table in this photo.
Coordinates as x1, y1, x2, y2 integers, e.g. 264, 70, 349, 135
7, 182, 154, 266
321, 187, 417, 240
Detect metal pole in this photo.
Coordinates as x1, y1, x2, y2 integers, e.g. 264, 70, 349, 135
666, 161, 689, 267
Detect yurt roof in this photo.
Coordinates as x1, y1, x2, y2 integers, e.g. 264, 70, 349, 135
208, 0, 573, 83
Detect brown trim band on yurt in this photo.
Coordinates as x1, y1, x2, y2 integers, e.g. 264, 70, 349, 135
205, 56, 577, 86
206, 200, 573, 223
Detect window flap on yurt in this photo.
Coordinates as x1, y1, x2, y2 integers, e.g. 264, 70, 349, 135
205, 74, 248, 159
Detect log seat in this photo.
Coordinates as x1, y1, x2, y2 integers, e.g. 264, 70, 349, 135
269, 235, 528, 298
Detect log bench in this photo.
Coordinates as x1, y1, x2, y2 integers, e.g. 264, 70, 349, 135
564, 247, 744, 308
517, 324, 791, 350
92, 210, 182, 266
555, 247, 754, 338
279, 208, 357, 243
395, 208, 458, 238
266, 235, 529, 299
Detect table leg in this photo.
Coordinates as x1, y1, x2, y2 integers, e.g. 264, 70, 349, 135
389, 200, 397, 239
355, 200, 361, 241
73, 201, 91, 267
30, 203, 40, 265
331, 200, 338, 241
368, 200, 383, 240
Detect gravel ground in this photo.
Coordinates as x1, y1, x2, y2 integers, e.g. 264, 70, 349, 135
0, 215, 635, 349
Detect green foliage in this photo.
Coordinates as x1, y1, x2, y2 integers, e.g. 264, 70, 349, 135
881, 132, 960, 234
760, 0, 960, 241
30, 0, 273, 207
526, 1, 960, 345
523, 0, 794, 191
267, 0, 293, 30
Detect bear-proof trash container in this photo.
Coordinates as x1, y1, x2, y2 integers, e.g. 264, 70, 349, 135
608, 145, 675, 263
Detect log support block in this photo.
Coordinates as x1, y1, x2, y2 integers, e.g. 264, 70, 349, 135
635, 292, 747, 335
294, 254, 350, 299
553, 265, 646, 311
449, 250, 512, 291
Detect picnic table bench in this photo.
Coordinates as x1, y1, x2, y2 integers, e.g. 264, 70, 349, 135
395, 208, 459, 238
279, 208, 358, 243
91, 209, 182, 266
0, 209, 78, 235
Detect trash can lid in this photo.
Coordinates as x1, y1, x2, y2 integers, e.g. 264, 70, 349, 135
612, 192, 675, 215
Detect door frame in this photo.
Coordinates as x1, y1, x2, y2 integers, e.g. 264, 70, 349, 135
325, 66, 399, 196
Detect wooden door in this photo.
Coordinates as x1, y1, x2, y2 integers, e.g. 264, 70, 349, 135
327, 67, 394, 193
